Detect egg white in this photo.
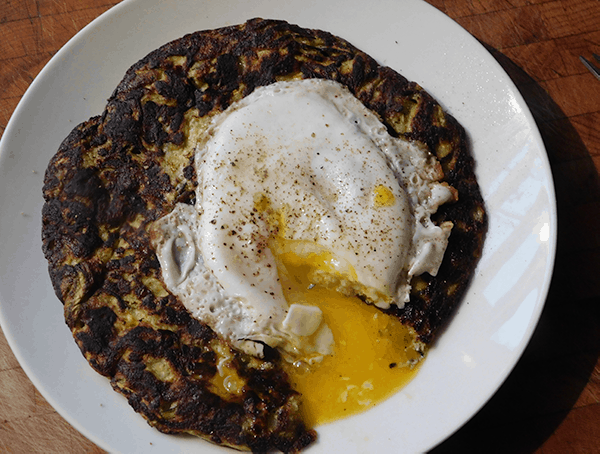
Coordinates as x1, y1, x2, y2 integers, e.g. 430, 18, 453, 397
150, 79, 454, 360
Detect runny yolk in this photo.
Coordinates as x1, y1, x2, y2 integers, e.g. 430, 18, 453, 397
272, 238, 424, 428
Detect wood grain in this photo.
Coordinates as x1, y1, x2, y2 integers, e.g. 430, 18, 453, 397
1, 0, 599, 452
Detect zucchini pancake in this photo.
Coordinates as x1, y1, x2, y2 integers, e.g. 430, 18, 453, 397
41, 18, 486, 453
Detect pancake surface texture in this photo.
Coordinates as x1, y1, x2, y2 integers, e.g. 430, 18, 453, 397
41, 18, 486, 452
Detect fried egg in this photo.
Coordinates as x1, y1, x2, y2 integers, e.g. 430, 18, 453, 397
150, 79, 455, 425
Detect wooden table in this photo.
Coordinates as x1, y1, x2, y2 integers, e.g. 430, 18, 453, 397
1, 1, 598, 452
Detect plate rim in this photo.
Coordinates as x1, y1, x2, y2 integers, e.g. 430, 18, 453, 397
0, 0, 558, 452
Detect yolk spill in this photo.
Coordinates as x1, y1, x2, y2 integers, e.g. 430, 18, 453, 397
272, 238, 424, 428
209, 342, 245, 399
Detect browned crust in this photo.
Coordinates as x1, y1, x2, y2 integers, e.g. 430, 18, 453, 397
41, 18, 486, 452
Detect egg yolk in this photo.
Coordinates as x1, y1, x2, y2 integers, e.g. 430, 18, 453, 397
374, 184, 396, 208
271, 238, 424, 428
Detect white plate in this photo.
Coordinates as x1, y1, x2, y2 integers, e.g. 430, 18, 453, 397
0, 0, 557, 452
